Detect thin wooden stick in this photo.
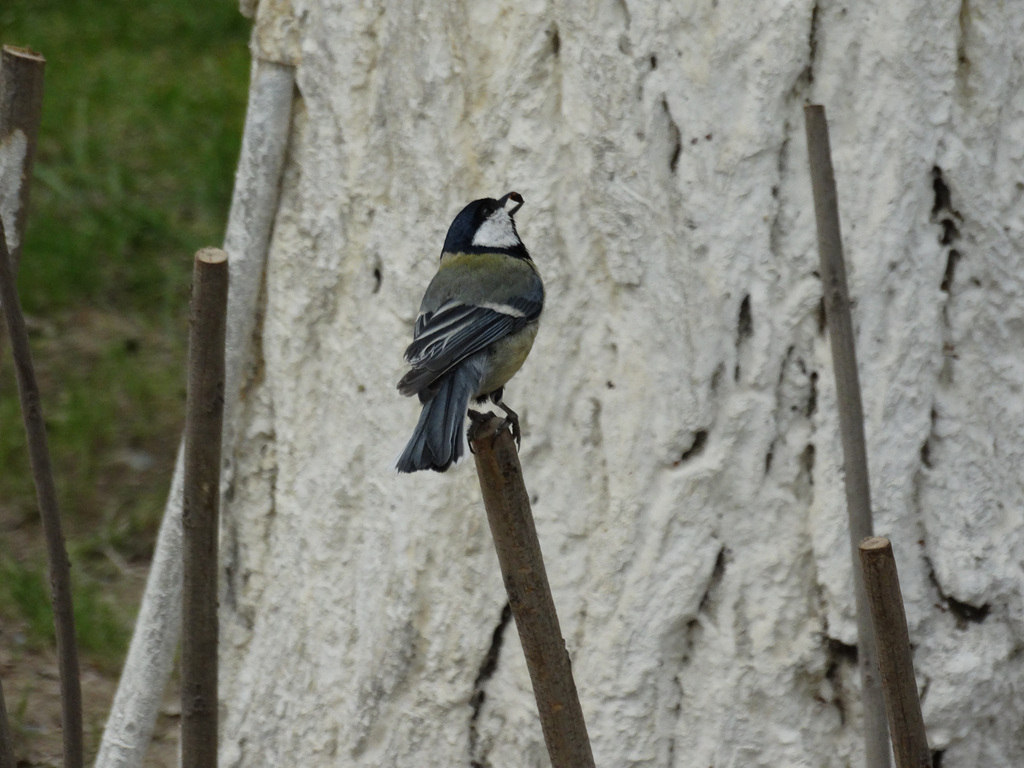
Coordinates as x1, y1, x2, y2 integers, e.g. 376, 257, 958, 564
0, 48, 48, 767
0, 45, 46, 270
181, 248, 229, 768
0, 214, 82, 768
0, 46, 46, 384
859, 538, 932, 768
0, 676, 14, 768
470, 416, 595, 768
804, 104, 891, 768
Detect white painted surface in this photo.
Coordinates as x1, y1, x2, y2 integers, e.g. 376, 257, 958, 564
220, 2, 1024, 766
0, 128, 27, 252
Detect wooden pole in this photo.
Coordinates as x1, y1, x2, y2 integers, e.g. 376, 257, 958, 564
859, 538, 932, 768
0, 48, 51, 768
181, 248, 229, 768
0, 45, 46, 270
0, 213, 83, 768
803, 104, 891, 768
0, 677, 14, 768
470, 416, 595, 768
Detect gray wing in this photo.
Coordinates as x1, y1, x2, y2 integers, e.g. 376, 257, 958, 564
397, 293, 541, 398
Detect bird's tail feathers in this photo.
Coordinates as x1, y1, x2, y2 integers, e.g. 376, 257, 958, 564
396, 357, 483, 473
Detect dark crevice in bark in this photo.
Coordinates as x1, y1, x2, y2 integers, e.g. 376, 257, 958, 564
468, 603, 512, 767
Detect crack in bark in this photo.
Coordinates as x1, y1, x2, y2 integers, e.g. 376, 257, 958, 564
931, 168, 964, 388
370, 256, 382, 293
955, 0, 971, 99
663, 546, 727, 761
665, 683, 681, 764
913, 398, 990, 631
661, 96, 682, 174
223, 423, 277, 625
790, 0, 821, 99
924, 554, 991, 629
224, 517, 242, 614
805, 0, 820, 87
931, 166, 963, 249
823, 636, 857, 725
676, 429, 708, 464
734, 294, 753, 381
698, 546, 728, 616
771, 0, 819, 264
672, 548, 727, 659
907, 404, 992, 632
468, 602, 512, 767
767, 134, 787, 260
915, 172, 964, 543
805, 370, 818, 418
911, 405, 937, 577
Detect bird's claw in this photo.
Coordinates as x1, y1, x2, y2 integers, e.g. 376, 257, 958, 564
494, 401, 522, 450
467, 406, 521, 451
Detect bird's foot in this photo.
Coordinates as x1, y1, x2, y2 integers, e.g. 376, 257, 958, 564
467, 406, 520, 451
494, 401, 521, 450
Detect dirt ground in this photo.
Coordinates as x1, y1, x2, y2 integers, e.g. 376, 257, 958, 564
2, 597, 181, 767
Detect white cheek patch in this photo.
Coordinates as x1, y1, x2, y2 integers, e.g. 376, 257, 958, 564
472, 211, 520, 249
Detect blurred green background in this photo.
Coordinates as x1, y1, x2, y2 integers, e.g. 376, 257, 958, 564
1, 0, 250, 756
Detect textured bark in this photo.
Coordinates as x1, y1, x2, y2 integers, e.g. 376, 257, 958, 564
219, 2, 1024, 766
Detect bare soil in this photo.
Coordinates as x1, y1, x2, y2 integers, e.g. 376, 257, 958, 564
2, 581, 181, 767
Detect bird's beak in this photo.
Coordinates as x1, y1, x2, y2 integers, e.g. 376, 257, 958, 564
501, 191, 524, 217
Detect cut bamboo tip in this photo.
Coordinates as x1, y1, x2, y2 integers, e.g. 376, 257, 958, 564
195, 247, 228, 264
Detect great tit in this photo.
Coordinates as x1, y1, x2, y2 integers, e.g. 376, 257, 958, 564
396, 192, 543, 473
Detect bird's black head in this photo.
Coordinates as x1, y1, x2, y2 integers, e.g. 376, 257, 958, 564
442, 192, 526, 256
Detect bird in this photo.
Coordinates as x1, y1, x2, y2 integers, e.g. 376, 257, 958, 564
396, 191, 544, 473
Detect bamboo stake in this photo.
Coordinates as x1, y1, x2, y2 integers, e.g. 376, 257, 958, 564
0, 214, 82, 768
803, 104, 890, 768
469, 416, 595, 768
181, 248, 229, 768
859, 538, 932, 768
0, 45, 46, 270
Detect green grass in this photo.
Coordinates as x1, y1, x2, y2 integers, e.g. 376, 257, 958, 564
0, 555, 128, 670
3, 0, 250, 316
0, 0, 250, 664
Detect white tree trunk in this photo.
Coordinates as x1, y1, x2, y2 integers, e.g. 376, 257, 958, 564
220, 1, 1024, 766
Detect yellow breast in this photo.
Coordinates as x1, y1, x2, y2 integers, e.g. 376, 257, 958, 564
477, 321, 540, 396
